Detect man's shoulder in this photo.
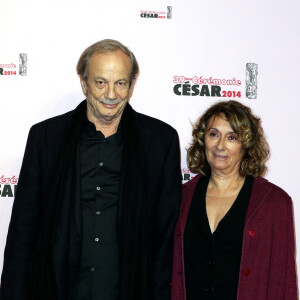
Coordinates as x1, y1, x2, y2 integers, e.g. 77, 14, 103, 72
30, 100, 87, 135
31, 108, 75, 131
134, 110, 177, 135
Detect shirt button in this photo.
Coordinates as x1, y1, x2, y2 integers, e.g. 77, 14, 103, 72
205, 286, 214, 293
244, 269, 251, 277
96, 186, 100, 191
96, 211, 101, 215
207, 259, 214, 266
249, 229, 255, 237
95, 238, 99, 242
91, 267, 95, 272
99, 162, 104, 167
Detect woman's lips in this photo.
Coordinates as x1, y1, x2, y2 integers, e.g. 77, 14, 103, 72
213, 153, 228, 159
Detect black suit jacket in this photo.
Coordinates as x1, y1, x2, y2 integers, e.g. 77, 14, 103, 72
0, 101, 182, 300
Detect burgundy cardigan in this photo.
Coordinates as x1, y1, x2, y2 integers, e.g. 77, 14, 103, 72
171, 175, 298, 300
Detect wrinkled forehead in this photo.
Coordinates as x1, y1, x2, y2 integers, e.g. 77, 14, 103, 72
88, 50, 132, 77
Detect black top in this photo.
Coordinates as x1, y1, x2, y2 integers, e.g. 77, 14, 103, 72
184, 175, 254, 300
76, 117, 123, 300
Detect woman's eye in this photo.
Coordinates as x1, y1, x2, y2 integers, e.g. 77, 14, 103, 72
209, 132, 218, 137
228, 135, 238, 141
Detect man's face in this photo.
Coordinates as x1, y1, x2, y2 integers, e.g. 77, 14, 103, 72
81, 49, 132, 125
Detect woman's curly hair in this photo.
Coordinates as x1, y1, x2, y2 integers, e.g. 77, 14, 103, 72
187, 100, 270, 177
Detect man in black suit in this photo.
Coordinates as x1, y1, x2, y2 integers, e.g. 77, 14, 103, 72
0, 39, 181, 300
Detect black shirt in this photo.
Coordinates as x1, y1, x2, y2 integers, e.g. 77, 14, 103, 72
184, 175, 254, 300
76, 118, 123, 300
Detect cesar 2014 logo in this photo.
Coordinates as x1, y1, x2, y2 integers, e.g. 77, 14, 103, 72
140, 6, 172, 19
181, 169, 195, 182
0, 53, 27, 77
0, 176, 18, 198
173, 63, 258, 99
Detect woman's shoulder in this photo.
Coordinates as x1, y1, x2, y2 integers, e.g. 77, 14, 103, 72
180, 174, 201, 202
253, 176, 292, 206
182, 174, 202, 189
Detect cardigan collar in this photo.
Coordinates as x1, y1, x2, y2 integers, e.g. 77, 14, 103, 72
180, 174, 272, 231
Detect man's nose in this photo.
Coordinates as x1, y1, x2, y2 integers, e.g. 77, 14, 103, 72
106, 84, 117, 100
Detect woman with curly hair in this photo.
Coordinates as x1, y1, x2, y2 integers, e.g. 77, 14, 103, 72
171, 100, 297, 300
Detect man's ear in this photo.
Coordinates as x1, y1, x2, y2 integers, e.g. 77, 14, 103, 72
80, 78, 88, 96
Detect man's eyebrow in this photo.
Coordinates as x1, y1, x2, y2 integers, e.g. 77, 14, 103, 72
93, 77, 128, 83
94, 76, 107, 81
115, 78, 128, 82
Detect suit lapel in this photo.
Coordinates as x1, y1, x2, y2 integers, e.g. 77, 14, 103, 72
117, 108, 152, 225
73, 143, 82, 238
134, 112, 152, 165
52, 141, 80, 296
180, 175, 201, 232
244, 176, 272, 226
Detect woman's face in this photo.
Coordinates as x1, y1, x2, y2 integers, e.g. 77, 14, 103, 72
204, 114, 245, 176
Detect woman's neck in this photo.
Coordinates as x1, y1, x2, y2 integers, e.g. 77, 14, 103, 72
208, 171, 245, 194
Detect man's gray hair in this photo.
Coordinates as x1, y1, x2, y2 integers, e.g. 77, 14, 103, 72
76, 39, 139, 87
